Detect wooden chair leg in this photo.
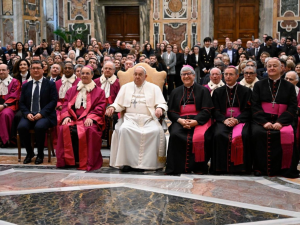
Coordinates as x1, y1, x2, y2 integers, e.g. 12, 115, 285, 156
47, 131, 51, 163
17, 132, 21, 162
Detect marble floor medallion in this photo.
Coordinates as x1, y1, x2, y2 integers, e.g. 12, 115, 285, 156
0, 186, 296, 225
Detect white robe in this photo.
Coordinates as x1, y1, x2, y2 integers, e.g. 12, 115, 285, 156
110, 81, 168, 170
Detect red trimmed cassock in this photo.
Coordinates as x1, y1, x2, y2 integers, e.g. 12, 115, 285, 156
94, 74, 120, 139
56, 80, 106, 171
166, 83, 214, 174
252, 78, 299, 178
205, 83, 252, 174
0, 76, 21, 145
54, 75, 80, 148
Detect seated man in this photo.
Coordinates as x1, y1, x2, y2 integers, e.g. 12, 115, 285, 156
239, 66, 259, 90
18, 61, 58, 164
252, 58, 299, 178
94, 61, 120, 140
166, 66, 213, 175
56, 66, 106, 171
106, 66, 168, 172
203, 67, 224, 95
206, 66, 252, 174
0, 64, 21, 146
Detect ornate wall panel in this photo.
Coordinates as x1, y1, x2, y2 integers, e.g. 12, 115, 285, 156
24, 0, 41, 17
2, 0, 13, 15
24, 20, 40, 44
150, 0, 200, 50
2, 19, 14, 44
67, 0, 91, 20
163, 23, 187, 49
274, 0, 300, 43
68, 23, 91, 44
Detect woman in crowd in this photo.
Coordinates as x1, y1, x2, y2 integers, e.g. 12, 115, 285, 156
47, 56, 54, 67
162, 44, 177, 95
217, 44, 225, 54
73, 39, 87, 57
158, 43, 166, 57
23, 43, 30, 54
16, 42, 30, 59
114, 59, 121, 74
74, 64, 84, 78
13, 59, 30, 84
183, 46, 191, 65
189, 45, 201, 83
142, 43, 154, 58
41, 60, 51, 78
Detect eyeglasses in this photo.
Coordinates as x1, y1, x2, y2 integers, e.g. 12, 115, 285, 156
244, 72, 255, 75
214, 64, 223, 67
181, 72, 193, 76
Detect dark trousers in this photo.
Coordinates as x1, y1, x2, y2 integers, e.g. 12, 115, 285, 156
18, 117, 52, 157
167, 75, 175, 95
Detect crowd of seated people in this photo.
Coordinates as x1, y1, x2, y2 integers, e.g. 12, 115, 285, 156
0, 35, 299, 178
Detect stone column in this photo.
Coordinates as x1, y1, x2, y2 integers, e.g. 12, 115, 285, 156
13, 0, 23, 42
200, 0, 214, 43
259, 0, 274, 39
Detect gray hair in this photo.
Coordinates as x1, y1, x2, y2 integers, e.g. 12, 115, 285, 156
287, 71, 299, 81
244, 66, 257, 73
75, 64, 84, 70
210, 67, 222, 75
245, 59, 257, 67
67, 50, 75, 58
104, 61, 116, 70
180, 66, 195, 75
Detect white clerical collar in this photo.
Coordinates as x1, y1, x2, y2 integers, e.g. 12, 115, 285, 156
184, 82, 194, 88
226, 82, 237, 89
269, 77, 281, 83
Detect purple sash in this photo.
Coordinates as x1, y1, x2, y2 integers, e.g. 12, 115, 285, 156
261, 102, 294, 169
180, 105, 211, 162
224, 107, 245, 165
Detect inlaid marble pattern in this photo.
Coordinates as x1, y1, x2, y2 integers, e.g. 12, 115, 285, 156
2, 0, 13, 15
0, 187, 291, 225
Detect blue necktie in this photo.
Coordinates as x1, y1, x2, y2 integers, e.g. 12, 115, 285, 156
50, 78, 55, 82
32, 81, 39, 114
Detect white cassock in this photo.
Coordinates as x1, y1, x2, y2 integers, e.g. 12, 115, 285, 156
110, 81, 168, 170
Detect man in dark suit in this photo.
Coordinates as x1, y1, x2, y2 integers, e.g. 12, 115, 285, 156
294, 45, 300, 64
282, 37, 297, 56
47, 64, 62, 82
247, 39, 261, 59
115, 41, 129, 56
199, 37, 215, 80
102, 41, 115, 55
18, 61, 58, 164
257, 36, 279, 60
221, 41, 238, 66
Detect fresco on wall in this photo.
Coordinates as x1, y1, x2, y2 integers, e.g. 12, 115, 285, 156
68, 0, 91, 20
164, 23, 187, 50
2, 0, 13, 15
2, 19, 14, 45
24, 0, 41, 17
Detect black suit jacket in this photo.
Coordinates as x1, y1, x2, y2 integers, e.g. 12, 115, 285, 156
175, 53, 184, 76
221, 49, 238, 66
199, 47, 215, 70
72, 47, 87, 57
101, 48, 115, 55
19, 78, 58, 126
293, 53, 300, 65
189, 54, 200, 69
35, 46, 52, 56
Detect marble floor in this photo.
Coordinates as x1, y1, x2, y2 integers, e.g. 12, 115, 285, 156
1, 148, 300, 224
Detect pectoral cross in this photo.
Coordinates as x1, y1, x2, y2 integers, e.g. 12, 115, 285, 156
271, 100, 276, 108
229, 108, 234, 117
132, 99, 137, 108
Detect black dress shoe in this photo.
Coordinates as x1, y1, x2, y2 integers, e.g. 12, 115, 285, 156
23, 154, 35, 164
35, 157, 44, 165
254, 171, 262, 176
121, 166, 132, 172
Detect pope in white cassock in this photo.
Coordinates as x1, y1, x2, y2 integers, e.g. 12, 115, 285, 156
106, 66, 168, 172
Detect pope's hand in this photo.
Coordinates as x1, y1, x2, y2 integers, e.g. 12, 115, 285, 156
105, 107, 115, 117
155, 108, 163, 118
